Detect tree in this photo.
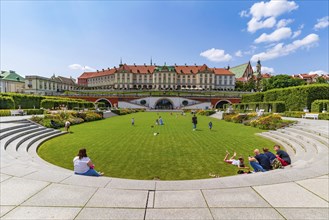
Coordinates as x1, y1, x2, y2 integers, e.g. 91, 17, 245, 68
261, 75, 305, 91
315, 77, 327, 84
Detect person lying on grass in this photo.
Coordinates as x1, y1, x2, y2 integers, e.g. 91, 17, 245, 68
73, 148, 104, 177
210, 151, 250, 177
223, 150, 249, 169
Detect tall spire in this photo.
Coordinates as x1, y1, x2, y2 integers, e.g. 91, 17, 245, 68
150, 57, 153, 66
120, 57, 122, 65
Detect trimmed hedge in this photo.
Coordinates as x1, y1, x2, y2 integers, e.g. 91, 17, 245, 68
0, 96, 15, 109
0, 109, 44, 116
283, 111, 329, 120
233, 101, 285, 113
0, 93, 94, 109
241, 93, 264, 103
311, 100, 329, 113
263, 84, 329, 111
40, 99, 94, 110
241, 84, 329, 111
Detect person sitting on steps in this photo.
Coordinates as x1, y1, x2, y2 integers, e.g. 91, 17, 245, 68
73, 148, 104, 177
248, 149, 271, 172
274, 145, 291, 166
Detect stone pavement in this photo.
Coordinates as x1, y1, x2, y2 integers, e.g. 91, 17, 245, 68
0, 116, 328, 219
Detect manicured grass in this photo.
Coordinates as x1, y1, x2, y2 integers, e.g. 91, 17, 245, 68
38, 112, 275, 180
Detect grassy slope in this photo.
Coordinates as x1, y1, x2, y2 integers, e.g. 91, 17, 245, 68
38, 112, 275, 180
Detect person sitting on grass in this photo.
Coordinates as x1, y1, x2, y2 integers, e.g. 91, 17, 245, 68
248, 149, 271, 172
73, 148, 104, 177
274, 145, 291, 166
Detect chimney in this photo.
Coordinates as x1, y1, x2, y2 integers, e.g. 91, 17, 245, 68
97, 70, 99, 73
102, 69, 105, 72
144, 63, 146, 66
134, 63, 136, 66
108, 67, 110, 70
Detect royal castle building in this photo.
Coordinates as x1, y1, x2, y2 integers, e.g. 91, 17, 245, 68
78, 63, 237, 91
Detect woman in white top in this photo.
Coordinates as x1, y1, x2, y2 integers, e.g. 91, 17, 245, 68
73, 148, 103, 176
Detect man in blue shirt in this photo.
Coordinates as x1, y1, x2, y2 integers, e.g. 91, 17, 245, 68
249, 149, 271, 172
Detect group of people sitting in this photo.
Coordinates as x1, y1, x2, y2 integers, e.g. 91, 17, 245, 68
73, 145, 291, 177
224, 145, 291, 173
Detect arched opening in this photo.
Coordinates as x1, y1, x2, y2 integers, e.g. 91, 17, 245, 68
96, 98, 112, 108
215, 100, 231, 109
155, 99, 174, 110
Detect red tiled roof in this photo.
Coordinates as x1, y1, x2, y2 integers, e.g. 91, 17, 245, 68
78, 69, 116, 79
213, 68, 234, 75
118, 64, 155, 74
261, 73, 272, 78
174, 65, 201, 74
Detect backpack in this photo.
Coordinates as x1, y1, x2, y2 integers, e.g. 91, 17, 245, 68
271, 158, 283, 169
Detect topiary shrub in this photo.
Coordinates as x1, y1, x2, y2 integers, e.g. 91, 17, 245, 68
140, 100, 147, 105
311, 100, 329, 113
182, 100, 189, 106
0, 96, 15, 109
241, 93, 264, 103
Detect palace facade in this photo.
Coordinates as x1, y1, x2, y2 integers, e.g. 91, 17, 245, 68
24, 75, 77, 95
78, 63, 236, 90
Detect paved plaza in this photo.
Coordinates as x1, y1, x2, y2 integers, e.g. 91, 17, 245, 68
0, 116, 328, 219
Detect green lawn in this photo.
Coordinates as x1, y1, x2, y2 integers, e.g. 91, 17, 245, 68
38, 112, 275, 180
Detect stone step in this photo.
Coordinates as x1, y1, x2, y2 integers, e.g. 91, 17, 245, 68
285, 127, 329, 148
18, 130, 62, 157
270, 130, 316, 156
16, 129, 54, 151
0, 124, 38, 140
0, 123, 32, 133
293, 125, 329, 139
261, 132, 307, 161
279, 129, 328, 155
4, 127, 48, 158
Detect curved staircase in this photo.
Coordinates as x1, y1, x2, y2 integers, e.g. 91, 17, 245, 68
0, 117, 328, 220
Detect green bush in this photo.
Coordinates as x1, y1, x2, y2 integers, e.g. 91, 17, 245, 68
319, 113, 329, 120
0, 93, 94, 109
283, 111, 329, 120
0, 110, 11, 116
196, 110, 216, 116
0, 96, 15, 109
241, 93, 264, 103
264, 84, 329, 111
311, 100, 329, 113
25, 109, 44, 115
232, 101, 285, 113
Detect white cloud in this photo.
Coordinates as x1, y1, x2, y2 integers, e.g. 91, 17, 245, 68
254, 27, 292, 43
249, 0, 298, 20
309, 70, 329, 75
292, 30, 301, 38
248, 17, 276, 33
200, 48, 232, 62
253, 66, 275, 73
239, 10, 249, 18
251, 33, 319, 62
314, 16, 329, 30
68, 64, 96, 72
246, 0, 298, 33
235, 50, 243, 57
276, 18, 294, 28
291, 24, 303, 38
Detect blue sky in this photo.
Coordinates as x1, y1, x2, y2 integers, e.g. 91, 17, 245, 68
1, 0, 328, 79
